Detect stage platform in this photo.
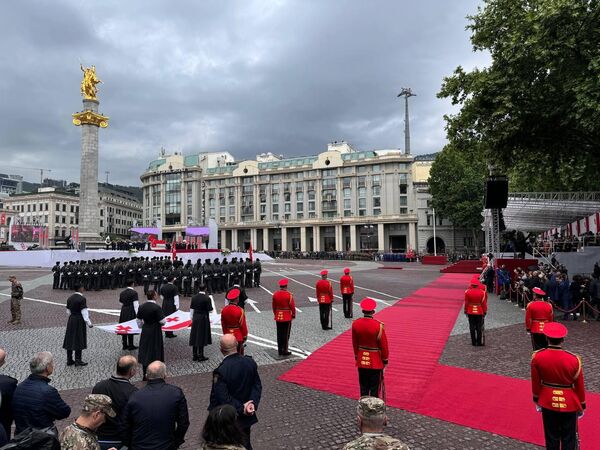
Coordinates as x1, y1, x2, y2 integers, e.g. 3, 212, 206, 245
0, 249, 272, 268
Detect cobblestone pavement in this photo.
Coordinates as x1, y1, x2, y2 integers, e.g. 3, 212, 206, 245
0, 260, 558, 448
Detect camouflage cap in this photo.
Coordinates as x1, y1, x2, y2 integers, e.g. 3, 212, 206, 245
357, 396, 385, 418
82, 394, 116, 418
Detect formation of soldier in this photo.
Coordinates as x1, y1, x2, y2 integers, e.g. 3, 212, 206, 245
51, 256, 262, 296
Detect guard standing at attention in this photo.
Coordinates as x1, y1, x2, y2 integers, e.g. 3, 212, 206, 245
351, 298, 389, 398
464, 279, 488, 346
526, 287, 554, 351
119, 280, 139, 351
272, 279, 296, 356
136, 290, 166, 380
189, 284, 213, 362
63, 284, 93, 366
531, 322, 585, 450
316, 270, 334, 330
221, 287, 248, 355
160, 276, 179, 338
340, 267, 355, 318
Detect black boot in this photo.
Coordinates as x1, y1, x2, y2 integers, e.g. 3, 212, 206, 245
66, 351, 75, 366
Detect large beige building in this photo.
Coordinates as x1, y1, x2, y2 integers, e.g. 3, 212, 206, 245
140, 142, 475, 254
3, 185, 142, 243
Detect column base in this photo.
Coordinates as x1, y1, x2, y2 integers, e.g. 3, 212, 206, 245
77, 232, 106, 250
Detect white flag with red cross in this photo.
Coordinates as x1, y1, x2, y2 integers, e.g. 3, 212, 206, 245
97, 310, 194, 335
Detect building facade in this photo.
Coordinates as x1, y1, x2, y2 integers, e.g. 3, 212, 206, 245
3, 185, 142, 243
140, 142, 475, 254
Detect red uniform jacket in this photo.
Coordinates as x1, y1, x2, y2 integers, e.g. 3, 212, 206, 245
531, 346, 586, 412
340, 275, 355, 295
221, 304, 248, 343
464, 287, 487, 315
316, 279, 334, 304
525, 301, 554, 334
352, 317, 389, 370
272, 290, 296, 322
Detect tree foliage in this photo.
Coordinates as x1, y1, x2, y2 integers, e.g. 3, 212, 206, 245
428, 145, 487, 232
439, 0, 600, 191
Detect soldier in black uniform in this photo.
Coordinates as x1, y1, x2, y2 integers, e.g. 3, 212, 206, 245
152, 265, 162, 292
173, 265, 184, 294
253, 259, 262, 287
182, 265, 193, 297
192, 261, 203, 295
60, 262, 69, 290
52, 262, 61, 289
136, 290, 166, 380
189, 285, 213, 361
212, 259, 221, 293
63, 284, 93, 366
221, 260, 230, 291
82, 262, 91, 291
141, 265, 152, 295
119, 280, 139, 350
91, 261, 101, 291
204, 260, 214, 294
244, 258, 253, 289
160, 276, 179, 338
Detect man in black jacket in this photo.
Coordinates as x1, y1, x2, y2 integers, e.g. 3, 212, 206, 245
208, 334, 262, 450
12, 352, 71, 435
92, 355, 138, 450
0, 349, 17, 441
121, 361, 189, 450
160, 276, 179, 338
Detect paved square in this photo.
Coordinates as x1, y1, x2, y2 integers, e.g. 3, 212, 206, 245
3, 258, 592, 448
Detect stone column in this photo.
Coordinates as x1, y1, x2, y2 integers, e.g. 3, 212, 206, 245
313, 226, 321, 252
263, 227, 270, 252
408, 222, 417, 250
231, 229, 238, 252
250, 228, 258, 249
335, 224, 343, 251
300, 226, 307, 252
350, 224, 357, 251
281, 227, 288, 252
73, 99, 108, 246
220, 229, 227, 249
377, 223, 385, 252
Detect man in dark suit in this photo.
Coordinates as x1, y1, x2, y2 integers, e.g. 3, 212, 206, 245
92, 355, 138, 450
208, 334, 262, 450
160, 276, 179, 338
0, 349, 17, 440
119, 280, 139, 350
121, 361, 189, 450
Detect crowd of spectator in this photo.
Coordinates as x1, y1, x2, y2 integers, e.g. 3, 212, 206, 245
490, 260, 600, 321
0, 339, 410, 449
534, 232, 600, 255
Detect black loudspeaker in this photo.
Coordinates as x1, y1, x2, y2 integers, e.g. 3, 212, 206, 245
484, 177, 508, 209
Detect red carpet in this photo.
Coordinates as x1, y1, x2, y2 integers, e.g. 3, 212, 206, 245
280, 273, 600, 449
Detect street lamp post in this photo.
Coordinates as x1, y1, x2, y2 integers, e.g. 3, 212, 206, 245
432, 208, 437, 256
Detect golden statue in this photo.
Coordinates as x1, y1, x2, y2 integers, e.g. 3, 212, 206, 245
80, 64, 102, 100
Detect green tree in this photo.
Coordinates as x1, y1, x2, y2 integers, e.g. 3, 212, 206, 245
439, 0, 600, 191
428, 145, 487, 250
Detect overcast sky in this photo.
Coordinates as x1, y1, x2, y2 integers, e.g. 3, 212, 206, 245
0, 0, 489, 186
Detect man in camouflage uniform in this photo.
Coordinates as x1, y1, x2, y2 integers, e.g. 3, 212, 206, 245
60, 394, 116, 450
8, 276, 23, 325
343, 396, 410, 450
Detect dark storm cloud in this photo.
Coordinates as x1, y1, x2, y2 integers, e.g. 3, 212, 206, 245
0, 0, 488, 186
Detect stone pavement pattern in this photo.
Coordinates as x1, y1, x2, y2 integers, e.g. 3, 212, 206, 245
2, 259, 585, 448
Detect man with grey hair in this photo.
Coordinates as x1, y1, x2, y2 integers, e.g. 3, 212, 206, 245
0, 348, 17, 441
11, 352, 71, 435
342, 396, 409, 450
121, 361, 189, 449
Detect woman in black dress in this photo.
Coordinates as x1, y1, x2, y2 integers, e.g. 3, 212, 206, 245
189, 285, 213, 361
63, 284, 93, 366
136, 290, 166, 379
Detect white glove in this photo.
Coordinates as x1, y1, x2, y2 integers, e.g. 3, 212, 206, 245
577, 411, 584, 419
535, 404, 542, 413
133, 301, 139, 314
174, 295, 180, 310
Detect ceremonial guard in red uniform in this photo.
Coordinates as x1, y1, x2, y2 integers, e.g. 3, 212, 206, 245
464, 279, 487, 346
340, 268, 355, 318
526, 287, 554, 351
351, 298, 389, 397
316, 270, 334, 330
531, 322, 585, 450
272, 279, 296, 356
221, 287, 248, 355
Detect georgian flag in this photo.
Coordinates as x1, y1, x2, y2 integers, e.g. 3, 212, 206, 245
97, 310, 221, 335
